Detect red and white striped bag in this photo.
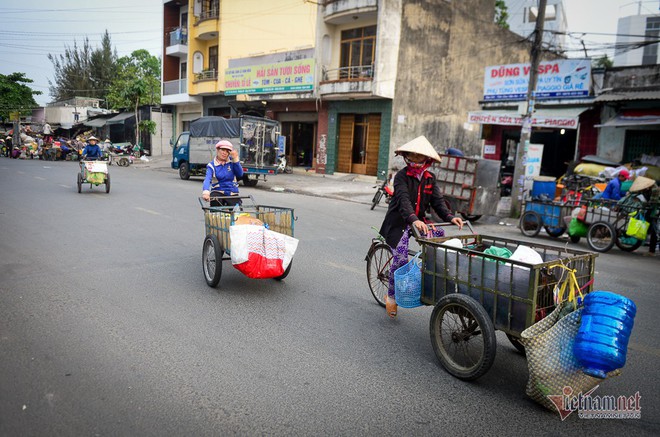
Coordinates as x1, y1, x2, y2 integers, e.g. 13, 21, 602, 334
229, 225, 298, 278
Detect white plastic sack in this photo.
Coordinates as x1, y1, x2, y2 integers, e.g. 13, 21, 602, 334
229, 224, 298, 270
442, 238, 463, 248
509, 245, 544, 264
85, 161, 108, 174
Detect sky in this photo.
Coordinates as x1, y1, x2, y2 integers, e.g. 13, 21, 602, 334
0, 0, 658, 107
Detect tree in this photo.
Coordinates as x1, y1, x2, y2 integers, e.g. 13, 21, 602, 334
48, 31, 117, 103
107, 50, 161, 146
495, 0, 510, 29
0, 73, 41, 121
593, 54, 613, 69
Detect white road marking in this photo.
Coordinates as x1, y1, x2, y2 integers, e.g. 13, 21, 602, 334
324, 261, 363, 275
34, 176, 46, 180
59, 185, 69, 188
135, 207, 161, 215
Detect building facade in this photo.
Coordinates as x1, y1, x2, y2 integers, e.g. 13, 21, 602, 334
614, 13, 660, 67
503, 0, 568, 53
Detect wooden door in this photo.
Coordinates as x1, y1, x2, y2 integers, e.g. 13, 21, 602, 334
337, 115, 354, 173
365, 114, 380, 176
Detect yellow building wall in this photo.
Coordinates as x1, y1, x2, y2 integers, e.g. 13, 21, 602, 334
188, 0, 317, 96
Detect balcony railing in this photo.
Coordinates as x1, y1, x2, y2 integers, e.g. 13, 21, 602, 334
194, 69, 218, 81
168, 27, 187, 46
194, 8, 219, 24
163, 79, 188, 95
321, 64, 374, 82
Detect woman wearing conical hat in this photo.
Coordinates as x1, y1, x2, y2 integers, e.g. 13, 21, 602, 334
628, 176, 658, 257
378, 136, 464, 318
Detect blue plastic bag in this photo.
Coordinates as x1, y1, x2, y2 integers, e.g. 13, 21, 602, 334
394, 252, 423, 308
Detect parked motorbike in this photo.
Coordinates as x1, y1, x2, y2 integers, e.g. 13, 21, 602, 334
277, 153, 292, 174
371, 171, 394, 210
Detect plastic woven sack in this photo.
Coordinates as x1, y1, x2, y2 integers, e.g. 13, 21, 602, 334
394, 252, 423, 308
626, 213, 649, 241
520, 303, 619, 412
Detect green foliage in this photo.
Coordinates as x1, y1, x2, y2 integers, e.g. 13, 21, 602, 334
48, 31, 117, 103
593, 55, 613, 69
0, 73, 41, 120
139, 120, 157, 135
107, 50, 161, 110
495, 0, 510, 29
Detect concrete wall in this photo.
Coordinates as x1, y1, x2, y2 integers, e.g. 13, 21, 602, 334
601, 64, 660, 90
389, 0, 532, 161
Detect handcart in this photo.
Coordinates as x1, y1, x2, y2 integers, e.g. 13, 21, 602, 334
575, 198, 658, 253
199, 195, 295, 287
108, 152, 133, 167
365, 223, 597, 380
77, 160, 110, 193
519, 199, 575, 239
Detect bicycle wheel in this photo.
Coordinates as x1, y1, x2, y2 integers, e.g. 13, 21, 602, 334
519, 211, 542, 237
370, 190, 383, 210
544, 226, 565, 238
365, 242, 392, 307
587, 221, 616, 252
429, 294, 497, 381
202, 234, 223, 287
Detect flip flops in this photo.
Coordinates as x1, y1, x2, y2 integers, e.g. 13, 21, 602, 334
385, 294, 397, 318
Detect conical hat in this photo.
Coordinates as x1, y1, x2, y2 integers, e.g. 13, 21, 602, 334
629, 176, 656, 192
394, 136, 442, 162
87, 135, 99, 142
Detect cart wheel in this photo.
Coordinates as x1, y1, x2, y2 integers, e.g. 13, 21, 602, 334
460, 213, 482, 222
587, 221, 616, 253
371, 190, 383, 210
365, 242, 392, 307
569, 235, 581, 243
615, 233, 643, 252
544, 226, 565, 238
242, 175, 258, 187
274, 260, 293, 281
105, 173, 111, 193
77, 172, 82, 193
506, 333, 526, 355
519, 211, 542, 237
202, 234, 223, 287
429, 294, 496, 381
120, 158, 129, 167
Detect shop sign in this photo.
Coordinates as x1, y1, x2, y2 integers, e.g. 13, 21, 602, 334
524, 143, 544, 193
224, 59, 315, 95
483, 59, 590, 101
467, 112, 579, 129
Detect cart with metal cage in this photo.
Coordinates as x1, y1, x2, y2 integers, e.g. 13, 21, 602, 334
365, 225, 598, 381
199, 195, 295, 287
77, 160, 110, 193
519, 199, 575, 239
576, 198, 658, 253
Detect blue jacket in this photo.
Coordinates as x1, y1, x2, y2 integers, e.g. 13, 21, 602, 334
82, 144, 102, 159
202, 159, 244, 195
601, 177, 623, 200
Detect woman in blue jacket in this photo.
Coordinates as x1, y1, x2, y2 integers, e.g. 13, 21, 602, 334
202, 140, 244, 207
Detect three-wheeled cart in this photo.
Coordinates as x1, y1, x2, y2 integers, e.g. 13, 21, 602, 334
433, 154, 501, 221
519, 199, 575, 240
366, 225, 597, 380
199, 195, 295, 287
77, 160, 110, 193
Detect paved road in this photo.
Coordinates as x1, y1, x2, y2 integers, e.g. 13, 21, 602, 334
1, 158, 658, 435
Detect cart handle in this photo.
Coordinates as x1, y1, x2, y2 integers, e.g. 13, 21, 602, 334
411, 221, 474, 240
198, 194, 256, 209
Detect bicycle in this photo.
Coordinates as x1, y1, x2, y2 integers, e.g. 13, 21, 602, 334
586, 200, 657, 253
370, 171, 393, 210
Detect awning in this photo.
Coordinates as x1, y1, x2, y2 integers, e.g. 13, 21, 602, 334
106, 112, 135, 125
595, 110, 660, 128
467, 107, 589, 129
595, 90, 660, 102
83, 118, 108, 128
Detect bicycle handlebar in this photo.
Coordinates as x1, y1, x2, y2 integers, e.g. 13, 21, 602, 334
410, 221, 474, 240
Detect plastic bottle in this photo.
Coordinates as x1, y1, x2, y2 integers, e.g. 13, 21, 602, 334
233, 203, 241, 214
573, 291, 636, 379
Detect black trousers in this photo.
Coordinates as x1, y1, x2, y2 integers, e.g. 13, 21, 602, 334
210, 191, 241, 208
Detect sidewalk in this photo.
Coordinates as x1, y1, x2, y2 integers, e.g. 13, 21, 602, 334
136, 155, 516, 224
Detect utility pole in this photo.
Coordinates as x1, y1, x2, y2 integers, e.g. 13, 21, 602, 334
510, 0, 547, 216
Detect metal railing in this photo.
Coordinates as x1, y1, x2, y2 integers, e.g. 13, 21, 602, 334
163, 79, 188, 95
195, 8, 219, 24
321, 64, 374, 82
194, 70, 218, 81
168, 27, 187, 46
